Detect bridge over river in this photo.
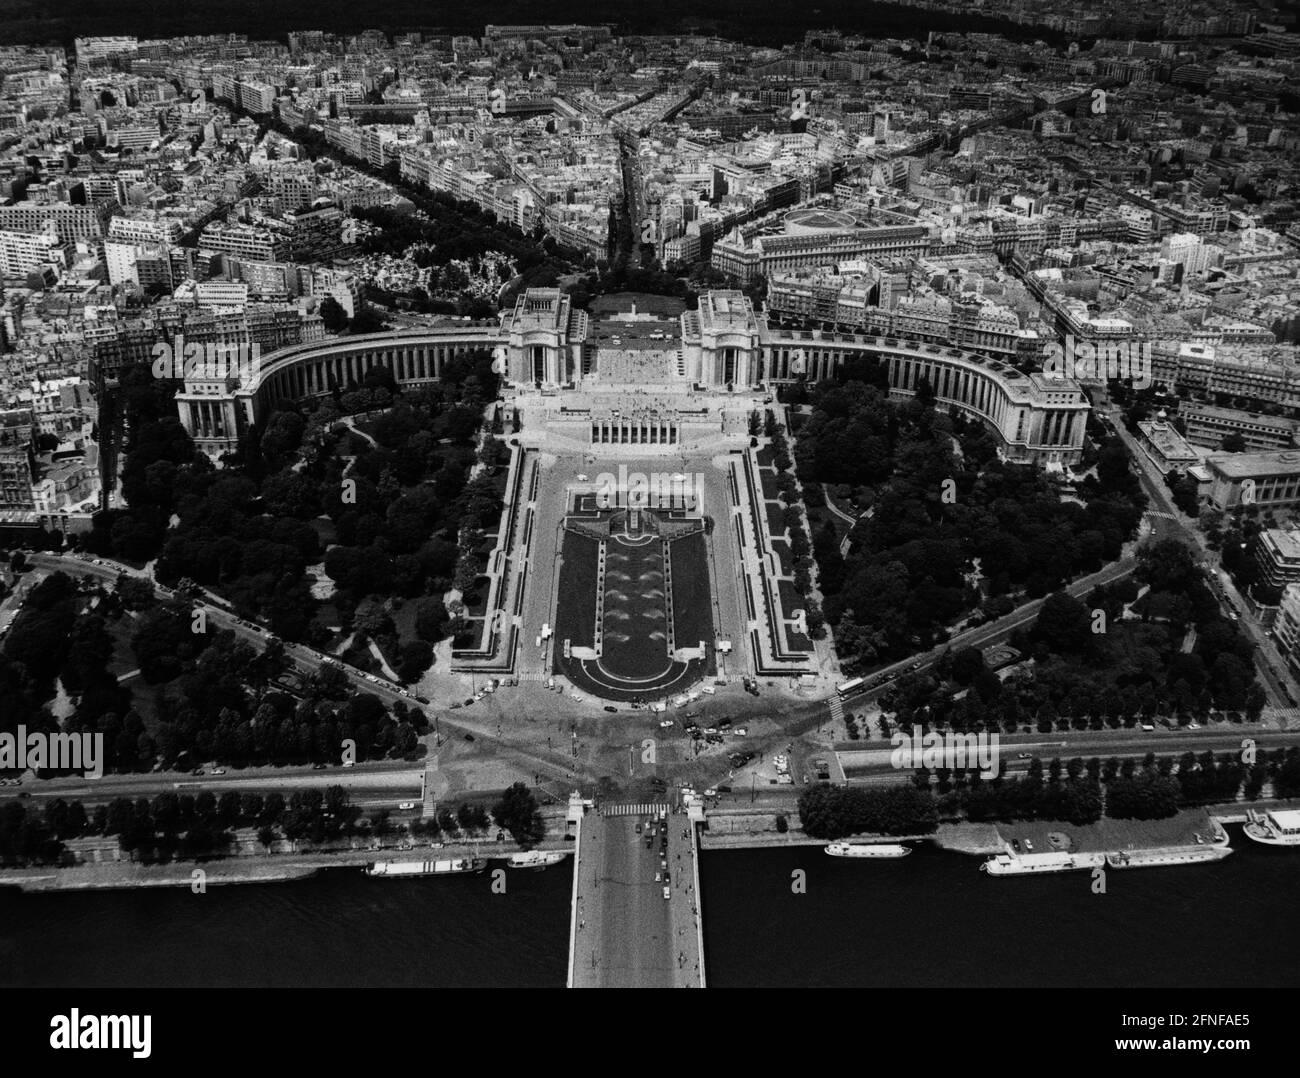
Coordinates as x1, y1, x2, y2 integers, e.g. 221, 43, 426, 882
567, 800, 705, 988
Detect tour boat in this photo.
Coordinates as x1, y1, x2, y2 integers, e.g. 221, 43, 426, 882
824, 842, 911, 859
506, 850, 567, 869
1244, 808, 1300, 847
980, 851, 1104, 875
364, 858, 486, 877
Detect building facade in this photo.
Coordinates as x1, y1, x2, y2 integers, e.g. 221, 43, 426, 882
174, 289, 1088, 466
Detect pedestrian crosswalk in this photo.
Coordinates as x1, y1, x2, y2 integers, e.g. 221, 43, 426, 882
600, 802, 669, 817
828, 696, 845, 725
1146, 510, 1178, 521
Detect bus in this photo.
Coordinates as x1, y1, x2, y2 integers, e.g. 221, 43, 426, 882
836, 677, 866, 697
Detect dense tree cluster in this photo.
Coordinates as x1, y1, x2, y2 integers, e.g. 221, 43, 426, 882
7, 344, 510, 775
352, 201, 550, 271
409, 801, 492, 840
2, 567, 428, 775
874, 538, 1264, 740
79, 351, 499, 667
789, 370, 1146, 668
764, 412, 825, 637
0, 572, 134, 773
128, 631, 427, 770
492, 782, 545, 848
958, 766, 1103, 825
801, 741, 1297, 835
0, 801, 65, 865
2, 785, 363, 867
798, 783, 939, 838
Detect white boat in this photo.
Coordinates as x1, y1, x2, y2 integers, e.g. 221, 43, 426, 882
825, 842, 911, 859
365, 858, 486, 877
1244, 808, 1300, 847
506, 850, 566, 869
980, 851, 1105, 875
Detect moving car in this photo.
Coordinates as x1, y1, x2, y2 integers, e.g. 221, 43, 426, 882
398, 802, 416, 810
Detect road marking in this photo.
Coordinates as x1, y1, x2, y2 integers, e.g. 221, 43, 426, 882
600, 802, 668, 816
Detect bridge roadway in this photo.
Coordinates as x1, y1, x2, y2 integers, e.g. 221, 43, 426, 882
569, 807, 705, 988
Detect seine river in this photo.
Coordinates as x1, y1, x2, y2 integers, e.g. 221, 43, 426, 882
3, 829, 1297, 988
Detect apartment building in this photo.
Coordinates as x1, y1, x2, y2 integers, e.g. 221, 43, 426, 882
0, 410, 37, 511
0, 228, 70, 278
1255, 528, 1300, 590
198, 221, 289, 263
0, 200, 118, 242
1180, 402, 1298, 451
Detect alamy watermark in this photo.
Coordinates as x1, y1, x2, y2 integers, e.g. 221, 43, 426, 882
593, 465, 705, 513
891, 729, 1000, 779
151, 335, 263, 383
0, 725, 104, 778
1042, 336, 1153, 390
49, 1010, 151, 1058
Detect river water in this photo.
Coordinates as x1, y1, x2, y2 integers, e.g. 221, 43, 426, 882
2, 829, 1296, 987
